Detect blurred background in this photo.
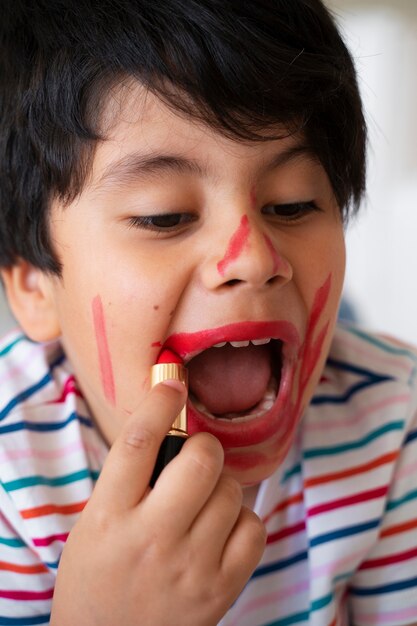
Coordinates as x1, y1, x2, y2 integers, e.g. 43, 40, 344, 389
329, 0, 417, 345
1, 0, 417, 345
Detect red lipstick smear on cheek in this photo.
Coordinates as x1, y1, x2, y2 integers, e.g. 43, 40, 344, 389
296, 274, 332, 404
217, 215, 251, 276
91, 295, 116, 406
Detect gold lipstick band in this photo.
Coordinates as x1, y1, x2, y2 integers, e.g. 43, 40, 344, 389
150, 363, 188, 436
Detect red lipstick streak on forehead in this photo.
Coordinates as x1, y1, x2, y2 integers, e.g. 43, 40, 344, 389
92, 295, 116, 406
217, 215, 251, 277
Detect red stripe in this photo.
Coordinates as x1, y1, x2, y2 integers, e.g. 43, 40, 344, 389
360, 546, 417, 570
267, 520, 306, 545
46, 375, 83, 404
0, 588, 54, 600
21, 500, 87, 519
0, 561, 48, 574
304, 451, 398, 488
262, 491, 303, 524
307, 485, 388, 517
380, 517, 417, 538
33, 532, 69, 547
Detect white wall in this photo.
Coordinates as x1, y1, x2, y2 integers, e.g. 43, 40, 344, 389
329, 0, 417, 345
0, 291, 15, 336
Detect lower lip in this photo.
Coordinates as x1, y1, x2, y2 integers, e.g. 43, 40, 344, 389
186, 354, 296, 449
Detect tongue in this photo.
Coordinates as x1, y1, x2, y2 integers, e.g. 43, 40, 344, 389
187, 344, 272, 415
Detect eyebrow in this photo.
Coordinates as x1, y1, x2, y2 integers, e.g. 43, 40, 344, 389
95, 154, 206, 192
93, 141, 316, 192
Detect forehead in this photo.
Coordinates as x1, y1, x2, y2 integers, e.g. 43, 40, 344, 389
86, 81, 322, 195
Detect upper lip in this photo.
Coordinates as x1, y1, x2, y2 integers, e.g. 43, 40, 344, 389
163, 321, 301, 363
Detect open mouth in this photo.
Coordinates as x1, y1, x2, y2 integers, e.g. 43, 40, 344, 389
186, 339, 283, 423
164, 321, 300, 447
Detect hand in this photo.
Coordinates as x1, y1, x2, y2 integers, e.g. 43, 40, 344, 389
50, 381, 266, 626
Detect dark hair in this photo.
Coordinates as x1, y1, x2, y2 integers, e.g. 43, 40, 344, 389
0, 0, 366, 274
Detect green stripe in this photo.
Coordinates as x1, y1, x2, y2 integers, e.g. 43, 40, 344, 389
386, 488, 417, 512
0, 336, 24, 357
264, 611, 310, 626
311, 593, 333, 612
2, 468, 99, 492
282, 463, 301, 484
304, 421, 404, 458
334, 570, 354, 585
0, 536, 25, 548
263, 592, 333, 626
347, 327, 417, 361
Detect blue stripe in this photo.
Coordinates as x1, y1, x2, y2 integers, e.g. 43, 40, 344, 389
350, 575, 417, 596
0, 412, 92, 435
326, 358, 392, 379
3, 468, 100, 492
310, 519, 379, 548
0, 353, 65, 422
304, 421, 404, 458
312, 377, 391, 406
0, 336, 24, 357
405, 429, 417, 445
251, 550, 308, 579
0, 616, 50, 625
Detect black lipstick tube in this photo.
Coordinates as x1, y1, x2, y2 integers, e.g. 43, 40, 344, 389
149, 362, 188, 487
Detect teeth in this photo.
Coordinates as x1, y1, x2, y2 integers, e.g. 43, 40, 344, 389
251, 338, 271, 346
212, 338, 272, 348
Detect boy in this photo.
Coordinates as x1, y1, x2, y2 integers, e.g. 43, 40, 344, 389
1, 0, 416, 624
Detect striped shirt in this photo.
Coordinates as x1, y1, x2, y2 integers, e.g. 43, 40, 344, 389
0, 325, 416, 625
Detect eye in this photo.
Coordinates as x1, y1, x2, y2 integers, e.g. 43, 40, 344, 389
127, 213, 197, 232
262, 201, 320, 221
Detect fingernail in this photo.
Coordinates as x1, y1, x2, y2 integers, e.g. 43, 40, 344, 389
159, 379, 187, 393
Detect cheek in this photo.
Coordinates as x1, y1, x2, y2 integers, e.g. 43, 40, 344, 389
91, 295, 116, 406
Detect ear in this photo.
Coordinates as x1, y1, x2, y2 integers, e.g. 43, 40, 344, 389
1, 260, 61, 342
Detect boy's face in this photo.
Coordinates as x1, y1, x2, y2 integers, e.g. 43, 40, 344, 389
45, 85, 345, 486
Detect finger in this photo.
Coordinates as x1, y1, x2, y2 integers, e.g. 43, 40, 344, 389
89, 380, 187, 513
143, 432, 224, 538
190, 474, 243, 565
221, 507, 266, 594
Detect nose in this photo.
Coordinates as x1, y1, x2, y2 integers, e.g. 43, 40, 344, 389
201, 214, 293, 291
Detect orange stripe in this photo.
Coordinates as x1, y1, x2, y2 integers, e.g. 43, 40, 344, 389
21, 500, 87, 519
380, 517, 417, 538
262, 492, 303, 524
304, 450, 398, 488
0, 560, 48, 574
328, 618, 337, 626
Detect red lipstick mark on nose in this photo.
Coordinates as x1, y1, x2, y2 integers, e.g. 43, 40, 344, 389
263, 234, 286, 274
217, 215, 251, 277
92, 295, 116, 405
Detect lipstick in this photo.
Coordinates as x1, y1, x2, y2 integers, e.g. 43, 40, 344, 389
149, 348, 188, 487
